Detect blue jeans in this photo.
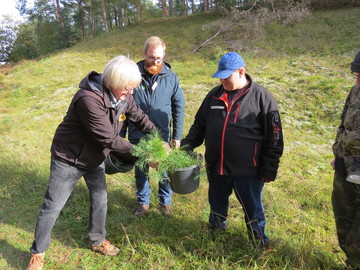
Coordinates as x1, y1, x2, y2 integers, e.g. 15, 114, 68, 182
135, 166, 172, 206
30, 156, 108, 254
207, 173, 268, 244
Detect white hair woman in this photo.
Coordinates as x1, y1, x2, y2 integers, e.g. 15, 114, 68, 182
102, 55, 142, 100
26, 55, 155, 270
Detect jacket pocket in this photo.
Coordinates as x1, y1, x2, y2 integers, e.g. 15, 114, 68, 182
76, 143, 104, 168
224, 136, 261, 172
253, 143, 258, 167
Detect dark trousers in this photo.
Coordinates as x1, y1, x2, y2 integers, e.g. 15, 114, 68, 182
332, 170, 360, 268
207, 173, 268, 244
30, 156, 107, 254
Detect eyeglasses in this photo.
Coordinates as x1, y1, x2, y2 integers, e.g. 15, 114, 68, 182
352, 71, 360, 78
124, 86, 136, 94
146, 55, 163, 63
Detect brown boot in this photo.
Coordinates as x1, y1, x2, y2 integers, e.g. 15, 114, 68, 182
134, 204, 149, 217
27, 252, 45, 270
160, 204, 172, 217
90, 240, 120, 256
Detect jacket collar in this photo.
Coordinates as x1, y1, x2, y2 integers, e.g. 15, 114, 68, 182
78, 71, 115, 109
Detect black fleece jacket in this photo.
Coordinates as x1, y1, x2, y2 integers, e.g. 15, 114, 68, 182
181, 74, 283, 181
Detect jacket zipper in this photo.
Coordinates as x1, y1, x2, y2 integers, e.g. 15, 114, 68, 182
214, 93, 232, 175
213, 87, 249, 175
220, 112, 231, 175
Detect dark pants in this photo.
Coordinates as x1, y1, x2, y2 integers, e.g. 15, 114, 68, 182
207, 173, 268, 244
30, 156, 107, 254
332, 170, 360, 268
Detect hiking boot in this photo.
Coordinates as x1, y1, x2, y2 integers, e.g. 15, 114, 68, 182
27, 252, 45, 270
134, 204, 149, 217
90, 240, 120, 256
160, 204, 172, 217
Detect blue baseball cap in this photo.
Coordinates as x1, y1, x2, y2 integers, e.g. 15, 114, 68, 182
212, 52, 245, 79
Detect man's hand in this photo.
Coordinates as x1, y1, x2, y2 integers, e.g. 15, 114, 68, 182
163, 141, 171, 153
149, 160, 159, 168
171, 139, 181, 148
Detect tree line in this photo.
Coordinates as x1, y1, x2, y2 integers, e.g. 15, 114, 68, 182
0, 0, 357, 63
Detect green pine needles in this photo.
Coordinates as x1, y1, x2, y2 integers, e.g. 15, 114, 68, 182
131, 130, 200, 182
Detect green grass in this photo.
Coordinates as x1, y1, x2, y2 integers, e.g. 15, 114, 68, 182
1, 6, 360, 269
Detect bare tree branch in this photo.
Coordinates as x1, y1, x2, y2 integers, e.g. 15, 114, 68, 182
191, 0, 258, 53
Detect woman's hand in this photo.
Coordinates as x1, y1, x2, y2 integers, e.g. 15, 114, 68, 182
149, 160, 159, 168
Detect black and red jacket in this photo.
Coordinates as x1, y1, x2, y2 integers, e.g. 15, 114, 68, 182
181, 74, 283, 181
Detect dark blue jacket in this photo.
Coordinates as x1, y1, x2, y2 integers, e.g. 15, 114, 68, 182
123, 60, 185, 143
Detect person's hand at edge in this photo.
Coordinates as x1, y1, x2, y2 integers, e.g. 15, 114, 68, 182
331, 159, 335, 170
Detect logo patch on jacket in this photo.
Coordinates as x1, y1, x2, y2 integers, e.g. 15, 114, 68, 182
211, 106, 225, 110
119, 114, 126, 122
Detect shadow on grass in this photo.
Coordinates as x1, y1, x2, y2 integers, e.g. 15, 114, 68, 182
0, 159, 342, 269
0, 239, 30, 269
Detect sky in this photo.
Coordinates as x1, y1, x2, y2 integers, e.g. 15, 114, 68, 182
0, 0, 22, 20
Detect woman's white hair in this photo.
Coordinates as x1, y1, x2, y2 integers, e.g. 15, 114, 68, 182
102, 55, 141, 91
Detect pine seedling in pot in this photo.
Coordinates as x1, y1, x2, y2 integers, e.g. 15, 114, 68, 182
131, 130, 169, 181
162, 147, 199, 174
131, 130, 201, 183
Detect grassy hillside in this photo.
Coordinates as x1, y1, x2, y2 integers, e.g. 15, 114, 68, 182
1, 7, 360, 269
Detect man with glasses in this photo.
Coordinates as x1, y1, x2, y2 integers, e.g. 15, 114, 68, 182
331, 51, 360, 270
120, 36, 185, 217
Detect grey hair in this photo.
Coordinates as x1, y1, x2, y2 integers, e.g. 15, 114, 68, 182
102, 55, 141, 91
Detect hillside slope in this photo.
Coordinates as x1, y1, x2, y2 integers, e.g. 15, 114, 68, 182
0, 7, 360, 269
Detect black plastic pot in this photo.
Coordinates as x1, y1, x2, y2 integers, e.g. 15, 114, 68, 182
169, 164, 200, 194
104, 152, 135, 174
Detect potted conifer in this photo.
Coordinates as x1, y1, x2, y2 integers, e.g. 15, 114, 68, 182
131, 130, 202, 194
165, 149, 201, 194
